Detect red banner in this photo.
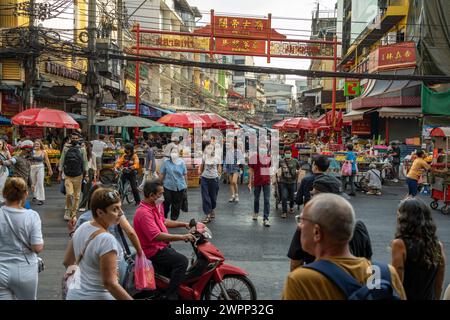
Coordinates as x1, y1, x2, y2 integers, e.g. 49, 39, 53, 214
351, 118, 371, 135
216, 38, 266, 55
368, 42, 416, 73
1, 93, 20, 116
214, 16, 269, 39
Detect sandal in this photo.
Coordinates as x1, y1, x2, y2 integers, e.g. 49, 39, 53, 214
202, 215, 212, 224
210, 211, 216, 219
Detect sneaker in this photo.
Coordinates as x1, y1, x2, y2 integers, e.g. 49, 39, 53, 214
366, 191, 376, 195
263, 220, 271, 227
393, 179, 399, 183
229, 195, 235, 202
376, 191, 382, 196
234, 196, 239, 202
252, 213, 258, 221
281, 213, 287, 218
37, 201, 44, 205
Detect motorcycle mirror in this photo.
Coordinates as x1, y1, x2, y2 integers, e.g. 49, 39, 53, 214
189, 219, 197, 229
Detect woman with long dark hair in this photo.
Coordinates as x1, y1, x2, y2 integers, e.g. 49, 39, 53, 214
391, 198, 446, 300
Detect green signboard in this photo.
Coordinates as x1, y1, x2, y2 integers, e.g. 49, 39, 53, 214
344, 80, 361, 97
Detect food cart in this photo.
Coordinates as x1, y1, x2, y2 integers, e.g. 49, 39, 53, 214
429, 127, 450, 215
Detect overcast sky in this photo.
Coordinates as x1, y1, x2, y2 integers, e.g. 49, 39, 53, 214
189, 0, 337, 85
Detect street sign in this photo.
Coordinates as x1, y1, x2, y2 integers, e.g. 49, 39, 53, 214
344, 80, 360, 97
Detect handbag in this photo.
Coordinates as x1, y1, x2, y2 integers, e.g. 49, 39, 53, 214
181, 189, 188, 213
1, 208, 45, 273
341, 161, 352, 177
61, 229, 106, 300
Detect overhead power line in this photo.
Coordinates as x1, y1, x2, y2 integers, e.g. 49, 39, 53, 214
105, 52, 450, 83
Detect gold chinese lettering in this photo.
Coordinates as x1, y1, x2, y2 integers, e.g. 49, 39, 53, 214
395, 51, 402, 59
405, 50, 411, 58
222, 39, 229, 46
252, 41, 258, 49
243, 41, 250, 49
255, 20, 264, 31
386, 53, 393, 60
231, 19, 240, 29
219, 18, 228, 29
232, 40, 240, 47
243, 20, 252, 29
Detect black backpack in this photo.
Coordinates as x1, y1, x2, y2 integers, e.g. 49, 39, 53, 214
303, 260, 401, 300
63, 146, 83, 177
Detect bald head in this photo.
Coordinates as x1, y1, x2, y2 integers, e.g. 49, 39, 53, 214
305, 193, 356, 243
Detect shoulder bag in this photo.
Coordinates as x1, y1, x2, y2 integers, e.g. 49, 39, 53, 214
1, 208, 44, 273
61, 228, 106, 300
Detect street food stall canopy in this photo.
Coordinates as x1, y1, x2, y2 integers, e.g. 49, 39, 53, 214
95, 115, 162, 127
12, 108, 79, 129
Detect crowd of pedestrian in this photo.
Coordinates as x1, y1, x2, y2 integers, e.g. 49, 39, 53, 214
0, 129, 450, 301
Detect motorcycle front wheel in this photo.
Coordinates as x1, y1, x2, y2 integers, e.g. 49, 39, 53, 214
204, 275, 257, 300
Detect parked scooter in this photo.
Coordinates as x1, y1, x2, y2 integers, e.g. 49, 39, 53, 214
120, 219, 257, 300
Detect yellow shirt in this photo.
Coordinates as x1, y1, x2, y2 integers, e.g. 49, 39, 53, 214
407, 158, 431, 181
282, 257, 407, 300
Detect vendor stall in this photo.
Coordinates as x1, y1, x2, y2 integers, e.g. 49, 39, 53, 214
429, 127, 450, 215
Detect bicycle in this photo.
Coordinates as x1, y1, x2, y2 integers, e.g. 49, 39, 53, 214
99, 167, 140, 205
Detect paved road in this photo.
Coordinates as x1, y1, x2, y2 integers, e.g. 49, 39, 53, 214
36, 182, 450, 300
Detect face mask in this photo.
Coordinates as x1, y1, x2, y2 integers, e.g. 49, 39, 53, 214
285, 153, 292, 159
155, 196, 164, 205
171, 153, 179, 162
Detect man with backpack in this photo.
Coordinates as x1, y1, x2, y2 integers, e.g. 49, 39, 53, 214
282, 193, 406, 300
58, 131, 88, 220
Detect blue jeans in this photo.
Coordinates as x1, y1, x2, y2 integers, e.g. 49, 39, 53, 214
254, 184, 270, 221
280, 182, 296, 214
406, 177, 418, 197
201, 177, 219, 215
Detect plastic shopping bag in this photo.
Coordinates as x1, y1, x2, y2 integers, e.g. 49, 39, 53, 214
134, 255, 156, 291
341, 161, 352, 177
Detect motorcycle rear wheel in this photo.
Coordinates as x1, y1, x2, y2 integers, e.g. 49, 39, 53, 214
204, 275, 257, 300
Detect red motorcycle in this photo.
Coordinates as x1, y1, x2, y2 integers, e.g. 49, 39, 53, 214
122, 219, 257, 300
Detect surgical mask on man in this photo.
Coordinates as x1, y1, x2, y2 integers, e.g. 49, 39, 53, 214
155, 195, 164, 205
284, 153, 292, 159
171, 152, 179, 162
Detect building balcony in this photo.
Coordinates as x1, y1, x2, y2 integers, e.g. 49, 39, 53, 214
339, 0, 409, 68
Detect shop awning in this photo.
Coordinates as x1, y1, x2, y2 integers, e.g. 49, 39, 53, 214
350, 69, 421, 110
378, 107, 422, 119
343, 109, 376, 121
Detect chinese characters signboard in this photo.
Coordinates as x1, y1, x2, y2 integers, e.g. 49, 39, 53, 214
214, 17, 269, 39
216, 38, 265, 55
352, 118, 371, 135
368, 42, 416, 73
270, 42, 333, 58
138, 33, 210, 53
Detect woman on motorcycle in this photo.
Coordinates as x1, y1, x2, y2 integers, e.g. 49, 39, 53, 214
114, 144, 141, 205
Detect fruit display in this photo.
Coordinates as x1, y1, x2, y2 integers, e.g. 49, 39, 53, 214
46, 149, 61, 158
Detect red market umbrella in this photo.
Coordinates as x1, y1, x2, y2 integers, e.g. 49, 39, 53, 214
12, 108, 80, 129
284, 117, 318, 130
157, 112, 206, 128
273, 118, 297, 131
198, 113, 227, 129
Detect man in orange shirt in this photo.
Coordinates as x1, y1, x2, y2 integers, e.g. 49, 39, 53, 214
115, 143, 141, 205
406, 150, 431, 197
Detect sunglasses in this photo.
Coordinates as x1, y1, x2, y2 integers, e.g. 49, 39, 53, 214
107, 190, 120, 200
295, 214, 317, 225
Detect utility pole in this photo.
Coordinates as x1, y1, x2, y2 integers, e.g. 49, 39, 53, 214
23, 0, 37, 110
86, 0, 98, 139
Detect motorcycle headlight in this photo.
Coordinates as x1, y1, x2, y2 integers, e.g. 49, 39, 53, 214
203, 227, 213, 239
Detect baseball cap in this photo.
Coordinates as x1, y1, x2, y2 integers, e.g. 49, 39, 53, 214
20, 140, 34, 149
313, 174, 342, 194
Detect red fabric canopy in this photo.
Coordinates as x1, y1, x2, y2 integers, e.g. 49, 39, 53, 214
158, 113, 206, 128
12, 108, 80, 129
198, 113, 227, 129
284, 117, 318, 130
